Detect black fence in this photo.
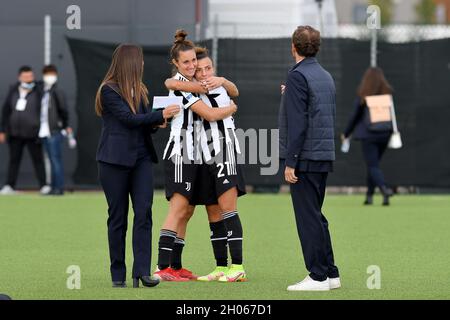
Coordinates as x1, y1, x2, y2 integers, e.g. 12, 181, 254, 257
67, 37, 450, 188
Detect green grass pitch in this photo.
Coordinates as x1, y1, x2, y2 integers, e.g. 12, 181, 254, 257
0, 192, 449, 300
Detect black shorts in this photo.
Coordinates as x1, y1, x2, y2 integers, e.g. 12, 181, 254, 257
191, 139, 246, 206
164, 154, 200, 202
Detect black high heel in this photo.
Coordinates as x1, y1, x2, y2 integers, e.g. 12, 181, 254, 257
380, 186, 394, 206
133, 276, 160, 288
364, 194, 373, 205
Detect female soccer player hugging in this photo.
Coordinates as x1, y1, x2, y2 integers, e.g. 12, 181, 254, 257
163, 45, 247, 283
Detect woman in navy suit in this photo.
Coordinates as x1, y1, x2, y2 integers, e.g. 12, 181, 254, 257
342, 67, 394, 206
94, 44, 179, 288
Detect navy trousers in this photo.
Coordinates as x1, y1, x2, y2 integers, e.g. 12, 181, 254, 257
98, 157, 154, 281
361, 138, 389, 195
290, 172, 339, 281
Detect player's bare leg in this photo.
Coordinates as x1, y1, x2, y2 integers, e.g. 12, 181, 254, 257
171, 205, 197, 280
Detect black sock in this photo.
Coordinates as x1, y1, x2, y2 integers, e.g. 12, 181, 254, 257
171, 237, 185, 270
209, 221, 228, 267
222, 211, 243, 265
158, 229, 177, 270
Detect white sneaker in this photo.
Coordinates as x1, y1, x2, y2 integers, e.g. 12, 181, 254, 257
329, 277, 341, 290
287, 276, 330, 291
40, 185, 52, 195
0, 185, 16, 195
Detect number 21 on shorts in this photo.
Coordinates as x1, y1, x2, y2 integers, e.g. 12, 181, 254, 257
217, 161, 231, 178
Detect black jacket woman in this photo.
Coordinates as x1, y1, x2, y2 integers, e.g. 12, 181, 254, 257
95, 44, 179, 288
342, 67, 394, 206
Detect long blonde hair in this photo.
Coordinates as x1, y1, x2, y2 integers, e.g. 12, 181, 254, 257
95, 44, 149, 116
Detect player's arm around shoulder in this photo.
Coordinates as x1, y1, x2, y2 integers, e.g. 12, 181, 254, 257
190, 99, 237, 122
221, 77, 239, 97
164, 78, 207, 94
204, 76, 239, 97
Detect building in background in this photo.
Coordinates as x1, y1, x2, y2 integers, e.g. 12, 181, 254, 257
336, 0, 421, 24
434, 0, 450, 23
336, 0, 449, 25
207, 0, 450, 41
207, 0, 338, 38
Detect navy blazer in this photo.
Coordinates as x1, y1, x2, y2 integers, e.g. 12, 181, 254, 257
96, 84, 164, 167
344, 98, 391, 141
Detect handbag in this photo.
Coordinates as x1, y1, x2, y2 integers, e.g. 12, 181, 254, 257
388, 98, 402, 149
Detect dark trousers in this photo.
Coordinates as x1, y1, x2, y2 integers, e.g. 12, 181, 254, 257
361, 138, 389, 195
42, 132, 64, 191
6, 136, 46, 188
98, 157, 154, 281
290, 172, 339, 281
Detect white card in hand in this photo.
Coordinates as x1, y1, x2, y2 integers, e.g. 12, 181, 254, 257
152, 96, 183, 110
15, 98, 27, 111
341, 138, 351, 153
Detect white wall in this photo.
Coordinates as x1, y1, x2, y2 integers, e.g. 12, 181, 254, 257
208, 0, 338, 38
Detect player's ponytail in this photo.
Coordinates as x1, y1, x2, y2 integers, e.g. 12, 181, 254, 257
174, 29, 188, 44
170, 29, 195, 62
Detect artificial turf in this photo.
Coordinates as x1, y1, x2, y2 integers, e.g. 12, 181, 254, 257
0, 192, 449, 300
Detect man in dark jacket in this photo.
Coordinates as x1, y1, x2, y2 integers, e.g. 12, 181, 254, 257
0, 66, 49, 194
280, 26, 340, 291
39, 64, 73, 195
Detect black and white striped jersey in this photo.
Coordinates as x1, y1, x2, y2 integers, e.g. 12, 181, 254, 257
199, 86, 241, 162
163, 72, 202, 162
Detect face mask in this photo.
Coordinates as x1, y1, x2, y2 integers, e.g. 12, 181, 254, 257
20, 81, 35, 90
43, 75, 57, 86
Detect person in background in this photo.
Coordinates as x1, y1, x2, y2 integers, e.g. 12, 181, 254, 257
0, 66, 50, 195
342, 67, 394, 206
39, 64, 73, 195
